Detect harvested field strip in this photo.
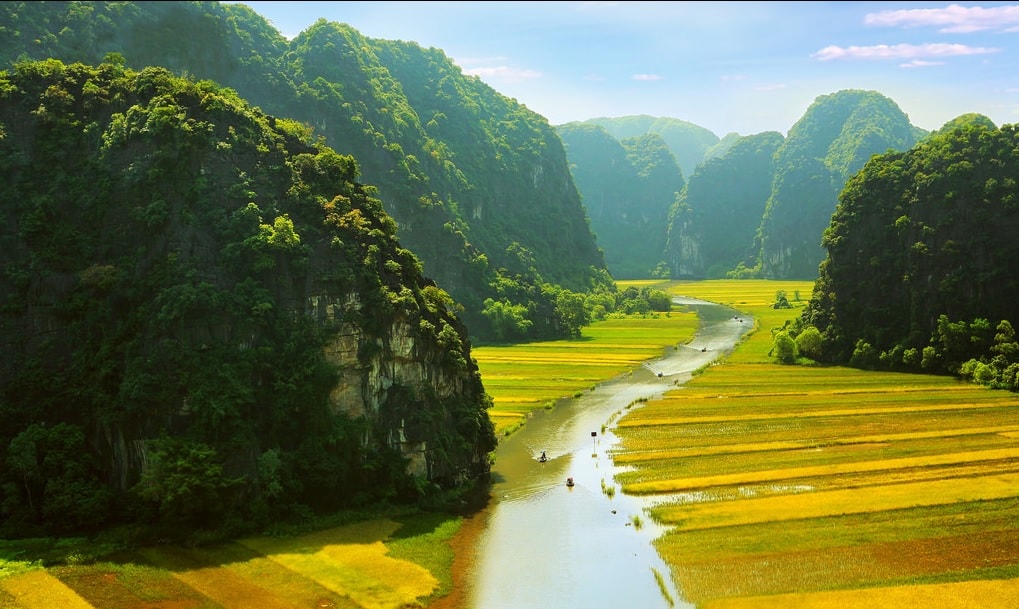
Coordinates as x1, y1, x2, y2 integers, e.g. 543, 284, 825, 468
675, 529, 1019, 605
616, 400, 1014, 428
658, 498, 1019, 561
653, 472, 1019, 530
617, 440, 1019, 488
0, 570, 94, 609
679, 363, 971, 389
647, 383, 1007, 405
700, 576, 1019, 609
624, 447, 1019, 494
135, 546, 307, 609
184, 542, 355, 609
613, 425, 1019, 463
49, 560, 221, 609
236, 519, 437, 609
618, 410, 1019, 451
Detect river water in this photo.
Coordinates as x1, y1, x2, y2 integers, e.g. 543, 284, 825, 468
459, 297, 752, 609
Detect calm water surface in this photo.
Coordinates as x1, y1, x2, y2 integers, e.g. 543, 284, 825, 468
463, 298, 752, 609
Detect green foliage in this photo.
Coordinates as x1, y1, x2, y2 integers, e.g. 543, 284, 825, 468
481, 298, 533, 342
2, 424, 112, 536
754, 90, 923, 279
801, 122, 1019, 391
795, 325, 823, 360
135, 436, 239, 526
772, 331, 798, 364
0, 57, 496, 539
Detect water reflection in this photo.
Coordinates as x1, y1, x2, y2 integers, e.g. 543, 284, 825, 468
464, 298, 752, 609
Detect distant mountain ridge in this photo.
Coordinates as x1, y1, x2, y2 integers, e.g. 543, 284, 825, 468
562, 90, 943, 280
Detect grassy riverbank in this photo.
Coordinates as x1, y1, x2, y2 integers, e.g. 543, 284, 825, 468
612, 279, 1019, 608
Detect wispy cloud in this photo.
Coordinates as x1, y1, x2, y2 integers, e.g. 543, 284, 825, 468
632, 73, 664, 81
812, 42, 1000, 61
900, 59, 945, 69
864, 4, 1019, 33
754, 83, 787, 91
462, 65, 542, 83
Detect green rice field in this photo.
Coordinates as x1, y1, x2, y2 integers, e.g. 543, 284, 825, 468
611, 279, 1019, 608
474, 306, 700, 436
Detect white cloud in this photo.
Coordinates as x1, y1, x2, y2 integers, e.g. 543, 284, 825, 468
632, 73, 664, 81
864, 4, 1019, 33
812, 42, 1000, 61
900, 59, 945, 69
462, 65, 542, 83
754, 83, 787, 91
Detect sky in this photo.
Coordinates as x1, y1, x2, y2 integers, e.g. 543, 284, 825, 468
232, 1, 1019, 137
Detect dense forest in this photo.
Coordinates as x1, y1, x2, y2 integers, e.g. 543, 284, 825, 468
0, 58, 496, 538
783, 120, 1019, 391
0, 0, 616, 344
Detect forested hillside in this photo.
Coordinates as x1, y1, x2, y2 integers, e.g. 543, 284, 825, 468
563, 91, 929, 282
666, 131, 784, 278
582, 114, 720, 178
745, 89, 927, 279
557, 123, 682, 278
797, 120, 1019, 390
0, 58, 496, 538
0, 0, 612, 342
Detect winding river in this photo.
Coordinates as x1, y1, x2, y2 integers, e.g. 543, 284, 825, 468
456, 297, 753, 609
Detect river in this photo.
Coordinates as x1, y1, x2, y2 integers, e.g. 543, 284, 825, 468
455, 297, 752, 609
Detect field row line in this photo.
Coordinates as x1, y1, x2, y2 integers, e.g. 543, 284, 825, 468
653, 471, 1019, 530
624, 447, 1019, 494
617, 401, 1017, 427
701, 573, 1019, 609
612, 424, 1019, 463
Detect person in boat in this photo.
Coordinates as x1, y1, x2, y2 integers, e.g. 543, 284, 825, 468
539, 450, 547, 462
566, 477, 575, 487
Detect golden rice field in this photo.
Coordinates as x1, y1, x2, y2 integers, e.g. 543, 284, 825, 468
474, 308, 699, 436
0, 513, 458, 609
611, 280, 1019, 608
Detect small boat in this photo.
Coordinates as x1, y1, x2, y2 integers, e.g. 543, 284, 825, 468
539, 451, 547, 463
566, 477, 575, 487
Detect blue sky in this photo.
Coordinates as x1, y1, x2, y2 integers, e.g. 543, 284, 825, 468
233, 1, 1019, 137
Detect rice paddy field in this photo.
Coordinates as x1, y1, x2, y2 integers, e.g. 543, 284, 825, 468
6, 279, 1017, 608
0, 512, 459, 609
473, 306, 700, 436
612, 279, 1019, 608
